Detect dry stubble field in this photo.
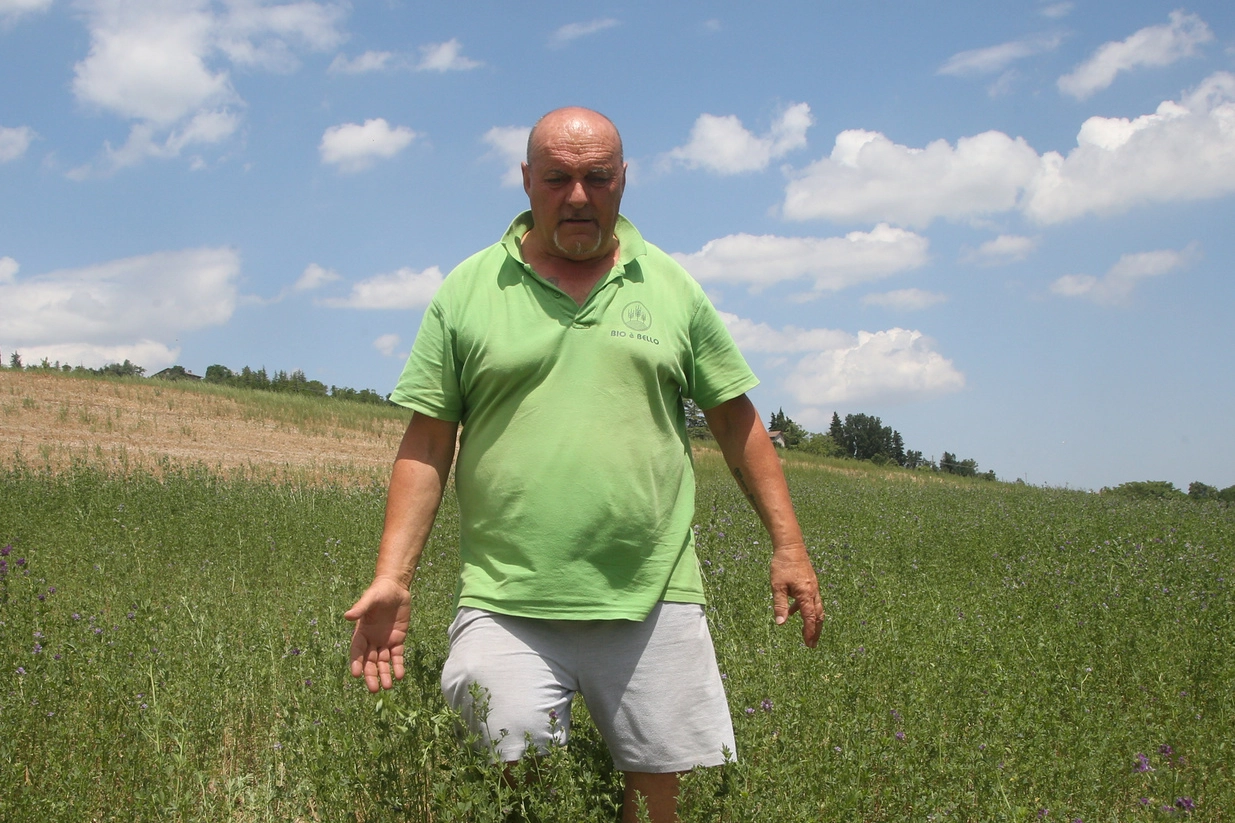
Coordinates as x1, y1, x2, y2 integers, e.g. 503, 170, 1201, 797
0, 370, 409, 481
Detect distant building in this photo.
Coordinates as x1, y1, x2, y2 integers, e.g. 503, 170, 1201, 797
151, 366, 202, 382
768, 430, 787, 449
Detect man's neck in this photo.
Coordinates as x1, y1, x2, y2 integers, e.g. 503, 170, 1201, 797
521, 232, 620, 305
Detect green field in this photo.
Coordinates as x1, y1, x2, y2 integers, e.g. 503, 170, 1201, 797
2, 445, 1232, 820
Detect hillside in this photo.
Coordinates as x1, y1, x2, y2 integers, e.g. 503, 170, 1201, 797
0, 370, 409, 483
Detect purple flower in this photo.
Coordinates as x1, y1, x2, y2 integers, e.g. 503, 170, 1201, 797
1135, 753, 1153, 772
304, 678, 313, 687
1159, 744, 1174, 757
761, 699, 773, 712
0, 545, 9, 556
0, 559, 6, 576
32, 643, 42, 654
15, 557, 25, 567
890, 709, 903, 723
289, 647, 301, 656
895, 731, 906, 741
15, 667, 25, 675
744, 707, 755, 716
1037, 810, 1048, 819
1176, 797, 1195, 812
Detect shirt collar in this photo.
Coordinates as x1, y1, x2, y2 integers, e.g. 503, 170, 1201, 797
501, 211, 647, 269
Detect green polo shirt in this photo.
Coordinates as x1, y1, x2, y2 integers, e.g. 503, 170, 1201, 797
392, 212, 758, 620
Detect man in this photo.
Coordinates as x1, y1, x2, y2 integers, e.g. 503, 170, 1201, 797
346, 107, 822, 822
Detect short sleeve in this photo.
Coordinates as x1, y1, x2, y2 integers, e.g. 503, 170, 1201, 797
389, 296, 464, 421
686, 293, 759, 410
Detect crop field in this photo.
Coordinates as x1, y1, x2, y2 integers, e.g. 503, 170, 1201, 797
1, 374, 1232, 821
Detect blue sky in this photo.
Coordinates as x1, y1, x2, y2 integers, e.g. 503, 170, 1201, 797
2, 1, 1233, 492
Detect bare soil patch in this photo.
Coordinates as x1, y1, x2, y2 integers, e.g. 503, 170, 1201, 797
0, 371, 408, 483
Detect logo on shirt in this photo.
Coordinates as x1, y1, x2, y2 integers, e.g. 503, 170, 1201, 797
621, 301, 652, 331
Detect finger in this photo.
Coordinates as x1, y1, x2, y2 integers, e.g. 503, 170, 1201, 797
772, 587, 789, 626
363, 649, 383, 693
391, 650, 406, 683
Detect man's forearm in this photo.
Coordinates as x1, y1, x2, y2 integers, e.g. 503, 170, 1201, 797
373, 413, 459, 587
702, 395, 805, 551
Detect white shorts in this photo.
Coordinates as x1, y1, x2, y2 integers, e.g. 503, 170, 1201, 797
440, 602, 737, 773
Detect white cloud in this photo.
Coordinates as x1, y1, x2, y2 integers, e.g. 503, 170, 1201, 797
1058, 11, 1213, 100
373, 333, 401, 357
483, 125, 531, 187
938, 33, 1064, 76
1051, 245, 1197, 305
721, 313, 964, 406
320, 266, 444, 309
329, 50, 394, 74
1041, 3, 1073, 19
319, 118, 417, 173
784, 73, 1235, 227
549, 18, 619, 48
784, 129, 1040, 227
665, 103, 812, 175
1024, 72, 1235, 223
960, 234, 1039, 265
0, 0, 53, 24
0, 248, 239, 369
68, 0, 345, 173
861, 289, 947, 311
294, 263, 341, 292
673, 225, 929, 295
416, 38, 481, 71
215, 0, 346, 71
0, 125, 35, 162
0, 256, 17, 284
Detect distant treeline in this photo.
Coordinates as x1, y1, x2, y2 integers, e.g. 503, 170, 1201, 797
1102, 479, 1235, 503
1, 351, 392, 407
202, 364, 391, 405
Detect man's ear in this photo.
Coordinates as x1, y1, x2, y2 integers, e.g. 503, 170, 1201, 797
521, 162, 532, 196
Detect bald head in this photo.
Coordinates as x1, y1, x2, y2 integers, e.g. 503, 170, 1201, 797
526, 107, 624, 166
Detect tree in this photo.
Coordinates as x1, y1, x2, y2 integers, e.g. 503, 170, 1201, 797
767, 408, 807, 448
1188, 481, 1220, 501
799, 432, 843, 457
8, 351, 21, 370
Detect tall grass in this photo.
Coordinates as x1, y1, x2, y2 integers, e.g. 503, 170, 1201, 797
1, 457, 1231, 821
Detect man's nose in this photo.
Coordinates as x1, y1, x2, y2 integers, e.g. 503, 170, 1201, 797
567, 180, 588, 207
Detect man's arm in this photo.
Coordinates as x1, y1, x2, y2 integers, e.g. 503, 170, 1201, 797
344, 412, 459, 692
702, 394, 823, 647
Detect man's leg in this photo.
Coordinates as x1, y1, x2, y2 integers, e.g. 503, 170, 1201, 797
622, 771, 679, 823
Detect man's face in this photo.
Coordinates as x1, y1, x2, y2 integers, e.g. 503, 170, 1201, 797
522, 115, 626, 262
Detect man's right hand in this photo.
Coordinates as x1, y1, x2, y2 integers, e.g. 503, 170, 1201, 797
344, 576, 412, 693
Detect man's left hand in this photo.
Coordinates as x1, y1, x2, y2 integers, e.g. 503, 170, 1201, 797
770, 544, 824, 648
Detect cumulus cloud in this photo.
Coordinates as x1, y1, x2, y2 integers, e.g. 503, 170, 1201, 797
319, 266, 444, 310
68, 0, 345, 174
294, 263, 341, 292
665, 103, 812, 175
721, 313, 964, 407
861, 289, 947, 311
373, 333, 401, 357
549, 18, 619, 48
673, 225, 929, 295
1024, 72, 1235, 223
784, 129, 1040, 227
939, 33, 1064, 76
0, 256, 18, 283
1058, 11, 1212, 100
960, 234, 1039, 265
0, 248, 239, 369
319, 118, 418, 173
328, 50, 394, 74
0, 0, 53, 24
483, 125, 531, 186
416, 38, 481, 71
1051, 245, 1197, 305
784, 73, 1235, 227
0, 125, 35, 162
